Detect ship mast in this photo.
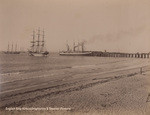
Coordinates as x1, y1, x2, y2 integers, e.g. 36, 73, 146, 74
15, 43, 17, 52
11, 43, 13, 53
31, 30, 35, 52
41, 29, 45, 52
81, 42, 84, 52
77, 39, 80, 52
36, 28, 40, 53
73, 40, 75, 52
7, 43, 9, 52
66, 41, 70, 52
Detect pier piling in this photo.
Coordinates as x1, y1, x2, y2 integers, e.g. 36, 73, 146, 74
90, 51, 149, 59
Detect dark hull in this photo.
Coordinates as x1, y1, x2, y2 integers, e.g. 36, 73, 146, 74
28, 51, 49, 57
59, 52, 92, 56
3, 52, 20, 54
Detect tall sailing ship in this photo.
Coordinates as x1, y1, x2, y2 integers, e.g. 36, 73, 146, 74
4, 43, 20, 54
59, 41, 92, 56
28, 28, 49, 56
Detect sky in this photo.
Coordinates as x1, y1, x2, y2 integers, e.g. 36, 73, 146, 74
0, 0, 150, 53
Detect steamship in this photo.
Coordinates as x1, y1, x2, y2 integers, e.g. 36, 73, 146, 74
59, 41, 92, 56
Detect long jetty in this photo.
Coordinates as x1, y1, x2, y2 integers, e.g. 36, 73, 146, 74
90, 51, 150, 58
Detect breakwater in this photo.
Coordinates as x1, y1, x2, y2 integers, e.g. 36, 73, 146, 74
90, 51, 150, 58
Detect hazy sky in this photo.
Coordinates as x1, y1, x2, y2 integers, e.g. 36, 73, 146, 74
0, 0, 150, 53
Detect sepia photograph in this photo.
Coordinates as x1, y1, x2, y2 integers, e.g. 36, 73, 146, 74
0, 0, 150, 115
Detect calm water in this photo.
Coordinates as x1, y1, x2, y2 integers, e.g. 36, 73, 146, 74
0, 53, 149, 76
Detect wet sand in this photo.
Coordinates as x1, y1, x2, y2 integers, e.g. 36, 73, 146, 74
0, 58, 150, 115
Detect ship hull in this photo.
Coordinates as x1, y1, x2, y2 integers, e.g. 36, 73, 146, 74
28, 52, 49, 57
3, 52, 20, 54
59, 52, 92, 56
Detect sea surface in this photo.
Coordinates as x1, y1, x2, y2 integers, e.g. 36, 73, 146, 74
0, 52, 150, 79
0, 53, 119, 75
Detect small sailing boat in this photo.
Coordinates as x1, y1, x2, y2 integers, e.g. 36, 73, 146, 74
4, 43, 20, 54
59, 41, 92, 56
28, 28, 49, 56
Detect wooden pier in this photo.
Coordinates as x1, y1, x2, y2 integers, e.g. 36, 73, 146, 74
90, 51, 150, 58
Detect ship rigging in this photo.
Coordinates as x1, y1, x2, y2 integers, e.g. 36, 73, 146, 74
28, 28, 49, 56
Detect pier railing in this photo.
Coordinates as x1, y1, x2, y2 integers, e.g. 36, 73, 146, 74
90, 51, 150, 58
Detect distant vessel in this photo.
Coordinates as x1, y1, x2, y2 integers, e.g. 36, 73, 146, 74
59, 41, 92, 56
4, 43, 20, 54
28, 28, 49, 56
